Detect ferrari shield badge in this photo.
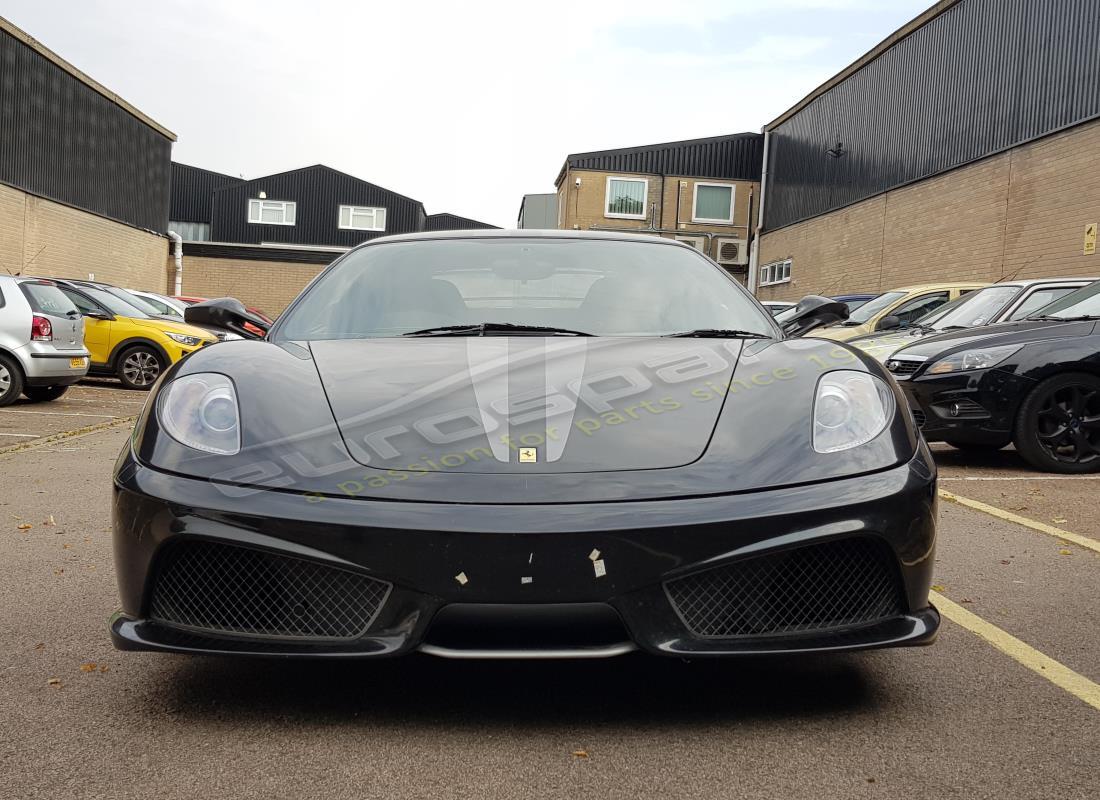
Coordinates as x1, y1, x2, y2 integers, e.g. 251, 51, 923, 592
519, 447, 537, 463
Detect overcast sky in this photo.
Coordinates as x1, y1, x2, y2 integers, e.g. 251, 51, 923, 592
6, 0, 929, 227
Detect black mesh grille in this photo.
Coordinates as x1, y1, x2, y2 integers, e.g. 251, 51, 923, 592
886, 358, 922, 376
149, 541, 391, 640
664, 537, 905, 638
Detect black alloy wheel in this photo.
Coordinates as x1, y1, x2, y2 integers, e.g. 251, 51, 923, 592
1014, 372, 1100, 473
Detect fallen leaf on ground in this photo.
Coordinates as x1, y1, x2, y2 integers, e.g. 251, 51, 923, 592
1008, 506, 1028, 512
1000, 560, 1011, 565
62, 543, 71, 550
99, 665, 109, 673
572, 750, 589, 759
80, 662, 97, 672
17, 524, 31, 530
43, 515, 55, 526
931, 584, 946, 592
1052, 518, 1068, 524
33, 642, 45, 650
961, 598, 973, 604
47, 677, 61, 687
1059, 549, 1072, 555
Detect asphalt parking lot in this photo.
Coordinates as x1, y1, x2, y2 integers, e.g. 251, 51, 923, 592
1, 385, 1097, 799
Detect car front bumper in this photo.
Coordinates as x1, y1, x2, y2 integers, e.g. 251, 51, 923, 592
899, 368, 1034, 443
111, 443, 940, 659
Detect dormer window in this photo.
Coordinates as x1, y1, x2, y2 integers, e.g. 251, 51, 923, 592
247, 199, 296, 225
338, 205, 386, 232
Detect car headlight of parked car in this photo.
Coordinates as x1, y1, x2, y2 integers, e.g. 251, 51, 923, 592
813, 370, 896, 453
926, 344, 1021, 375
164, 331, 203, 346
158, 373, 240, 455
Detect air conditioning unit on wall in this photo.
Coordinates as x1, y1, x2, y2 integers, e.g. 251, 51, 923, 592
714, 237, 749, 266
675, 235, 706, 250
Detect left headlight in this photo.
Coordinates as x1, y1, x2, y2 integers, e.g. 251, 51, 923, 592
164, 331, 203, 346
159, 373, 241, 455
926, 344, 1021, 375
813, 370, 896, 453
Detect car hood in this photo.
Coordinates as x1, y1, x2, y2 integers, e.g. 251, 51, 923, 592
848, 328, 931, 361
807, 322, 871, 341
128, 317, 218, 342
891, 318, 1097, 360
308, 337, 743, 474
137, 337, 918, 504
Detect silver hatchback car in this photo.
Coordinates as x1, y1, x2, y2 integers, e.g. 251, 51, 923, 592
0, 275, 90, 406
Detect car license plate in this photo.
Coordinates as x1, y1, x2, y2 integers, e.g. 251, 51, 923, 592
70, 357, 86, 368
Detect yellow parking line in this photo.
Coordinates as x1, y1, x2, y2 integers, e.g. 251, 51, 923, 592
939, 489, 1100, 556
934, 592, 1100, 712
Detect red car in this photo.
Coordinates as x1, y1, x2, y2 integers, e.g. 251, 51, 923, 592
171, 296, 273, 337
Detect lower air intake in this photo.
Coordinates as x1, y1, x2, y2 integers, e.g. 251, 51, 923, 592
149, 540, 390, 640
664, 537, 905, 638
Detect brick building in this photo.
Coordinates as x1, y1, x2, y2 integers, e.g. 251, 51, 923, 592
552, 134, 764, 281
0, 15, 173, 290
754, 0, 1100, 301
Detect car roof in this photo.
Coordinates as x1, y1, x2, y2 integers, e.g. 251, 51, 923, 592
345, 228, 694, 250
887, 282, 990, 292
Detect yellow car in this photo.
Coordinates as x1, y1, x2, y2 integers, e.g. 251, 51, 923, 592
53, 279, 218, 389
809, 282, 989, 342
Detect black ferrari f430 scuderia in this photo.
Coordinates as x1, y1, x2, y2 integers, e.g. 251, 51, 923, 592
111, 231, 939, 659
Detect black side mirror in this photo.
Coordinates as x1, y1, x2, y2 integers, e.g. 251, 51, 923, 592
83, 309, 112, 321
877, 315, 902, 331
780, 295, 851, 338
185, 297, 270, 340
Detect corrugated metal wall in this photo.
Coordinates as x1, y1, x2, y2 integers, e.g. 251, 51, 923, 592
0, 26, 172, 233
566, 134, 763, 182
765, 0, 1100, 231
170, 162, 242, 224
210, 165, 426, 246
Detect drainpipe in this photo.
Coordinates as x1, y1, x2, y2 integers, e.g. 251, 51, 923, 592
167, 231, 183, 295
748, 128, 771, 296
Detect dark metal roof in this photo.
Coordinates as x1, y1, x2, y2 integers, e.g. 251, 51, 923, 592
424, 213, 499, 231
170, 162, 243, 223
0, 23, 172, 234
209, 165, 428, 247
764, 0, 1100, 231
556, 133, 763, 186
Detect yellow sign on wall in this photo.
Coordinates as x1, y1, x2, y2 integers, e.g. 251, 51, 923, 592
1086, 223, 1098, 256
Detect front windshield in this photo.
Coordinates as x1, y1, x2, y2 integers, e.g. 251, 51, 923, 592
845, 291, 906, 324
276, 238, 775, 340
927, 285, 1021, 329
78, 285, 150, 318
1029, 280, 1100, 320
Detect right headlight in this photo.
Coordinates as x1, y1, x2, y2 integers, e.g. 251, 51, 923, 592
813, 370, 896, 453
926, 344, 1021, 375
158, 373, 241, 455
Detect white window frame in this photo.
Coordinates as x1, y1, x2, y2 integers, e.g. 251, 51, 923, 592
759, 259, 792, 287
691, 181, 736, 224
338, 205, 387, 232
604, 176, 648, 220
247, 199, 296, 226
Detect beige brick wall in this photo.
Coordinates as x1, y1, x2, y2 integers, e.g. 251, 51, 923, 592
557, 168, 758, 261
757, 117, 1100, 301
171, 254, 329, 316
0, 182, 166, 289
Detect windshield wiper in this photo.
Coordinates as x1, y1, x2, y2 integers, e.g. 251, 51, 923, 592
663, 328, 772, 339
402, 322, 593, 337
1028, 314, 1100, 322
